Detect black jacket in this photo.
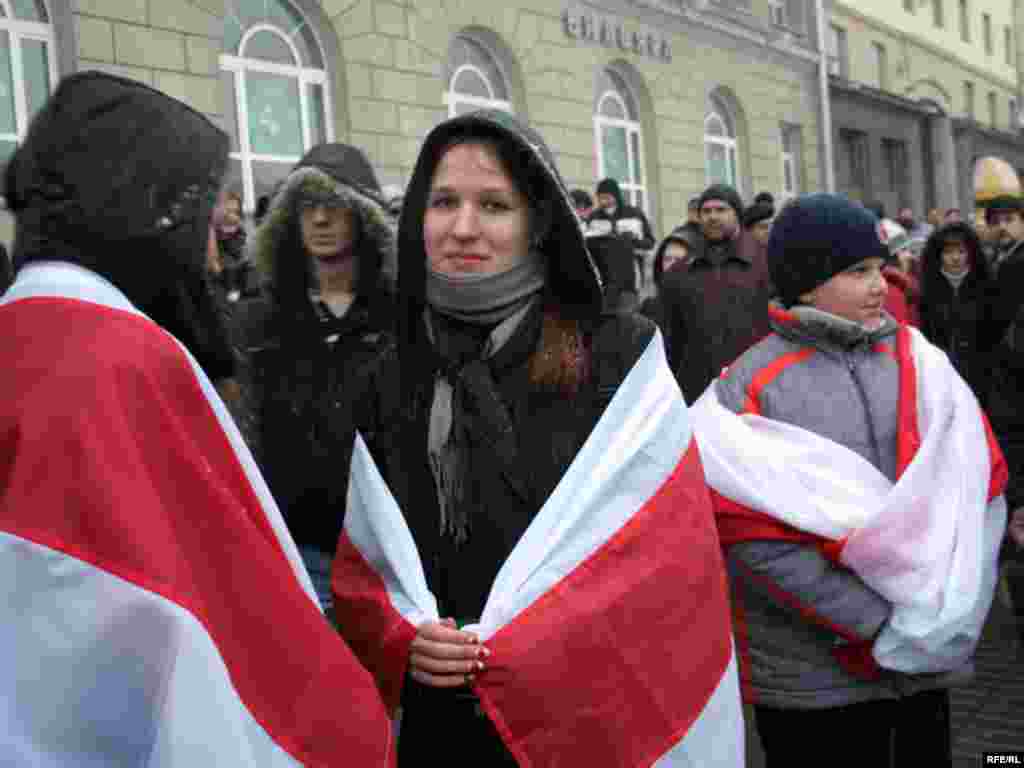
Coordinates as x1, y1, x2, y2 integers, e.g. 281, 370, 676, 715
918, 223, 993, 403
586, 178, 655, 252
242, 143, 396, 554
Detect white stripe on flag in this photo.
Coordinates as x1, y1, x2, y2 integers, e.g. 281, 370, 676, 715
2, 533, 302, 768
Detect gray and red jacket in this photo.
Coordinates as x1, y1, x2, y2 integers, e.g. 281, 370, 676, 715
712, 302, 975, 709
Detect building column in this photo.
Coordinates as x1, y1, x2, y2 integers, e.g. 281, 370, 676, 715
929, 113, 959, 213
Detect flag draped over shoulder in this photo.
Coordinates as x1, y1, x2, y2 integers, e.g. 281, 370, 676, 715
333, 331, 745, 768
0, 263, 394, 767
691, 324, 1008, 674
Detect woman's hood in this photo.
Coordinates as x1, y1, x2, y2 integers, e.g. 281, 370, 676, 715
395, 109, 604, 327
653, 224, 704, 283
250, 144, 397, 296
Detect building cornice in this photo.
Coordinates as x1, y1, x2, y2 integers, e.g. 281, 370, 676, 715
951, 116, 1024, 147
829, 74, 934, 116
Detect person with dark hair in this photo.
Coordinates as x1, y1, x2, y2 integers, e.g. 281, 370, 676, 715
660, 182, 773, 403
918, 222, 992, 402
331, 109, 741, 766
0, 70, 393, 764
686, 196, 702, 225
240, 141, 396, 613
569, 187, 593, 220
743, 197, 775, 248
588, 176, 655, 288
639, 224, 704, 336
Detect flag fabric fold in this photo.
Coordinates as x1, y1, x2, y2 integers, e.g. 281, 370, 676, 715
334, 331, 744, 767
691, 324, 1007, 674
1, 263, 394, 767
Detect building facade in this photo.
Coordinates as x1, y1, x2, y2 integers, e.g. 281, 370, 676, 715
0, 0, 829, 246
827, 0, 1024, 219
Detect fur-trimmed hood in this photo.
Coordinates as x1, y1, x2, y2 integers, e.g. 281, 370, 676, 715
250, 145, 397, 297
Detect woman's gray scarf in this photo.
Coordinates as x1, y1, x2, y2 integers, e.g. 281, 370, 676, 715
426, 262, 544, 546
425, 256, 545, 324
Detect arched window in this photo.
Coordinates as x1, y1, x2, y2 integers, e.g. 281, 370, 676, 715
220, 0, 332, 211
594, 69, 647, 212
704, 97, 739, 191
0, 0, 57, 166
444, 36, 511, 117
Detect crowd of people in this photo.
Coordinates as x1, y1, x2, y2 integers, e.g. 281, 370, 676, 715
3, 72, 1024, 766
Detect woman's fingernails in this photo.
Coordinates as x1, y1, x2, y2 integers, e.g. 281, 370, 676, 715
475, 660, 485, 672
477, 646, 491, 659
465, 674, 476, 684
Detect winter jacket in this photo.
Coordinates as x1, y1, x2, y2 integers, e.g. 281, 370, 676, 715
586, 178, 655, 253
918, 223, 992, 404
714, 303, 971, 709
240, 143, 396, 556
987, 238, 1024, 509
585, 233, 636, 311
638, 224, 705, 344
347, 109, 646, 765
660, 229, 773, 403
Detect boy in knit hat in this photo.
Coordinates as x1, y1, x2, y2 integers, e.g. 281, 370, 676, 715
691, 193, 1007, 767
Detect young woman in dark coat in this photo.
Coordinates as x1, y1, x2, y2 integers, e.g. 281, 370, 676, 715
638, 223, 704, 336
344, 110, 657, 765
919, 222, 993, 404
240, 142, 396, 615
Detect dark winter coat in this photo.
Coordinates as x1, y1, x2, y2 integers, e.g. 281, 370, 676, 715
585, 232, 636, 311
987, 237, 1024, 509
918, 223, 992, 403
659, 229, 773, 403
638, 224, 705, 342
586, 177, 655, 252
240, 143, 396, 556
351, 109, 651, 765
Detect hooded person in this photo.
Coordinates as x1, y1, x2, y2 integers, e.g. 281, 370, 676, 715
918, 222, 993, 402
0, 71, 393, 765
877, 218, 921, 327
638, 224, 705, 334
742, 198, 775, 248
587, 176, 655, 287
238, 141, 397, 612
331, 109, 743, 766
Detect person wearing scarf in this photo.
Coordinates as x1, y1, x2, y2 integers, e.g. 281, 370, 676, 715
919, 222, 994, 405
332, 111, 733, 766
691, 194, 1006, 768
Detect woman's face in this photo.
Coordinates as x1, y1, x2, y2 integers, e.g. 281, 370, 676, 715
661, 241, 689, 272
941, 240, 969, 275
424, 142, 531, 276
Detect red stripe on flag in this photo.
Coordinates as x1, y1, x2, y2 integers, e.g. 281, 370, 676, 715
332, 532, 419, 713
895, 326, 922, 476
982, 411, 1009, 501
0, 299, 393, 766
475, 440, 733, 767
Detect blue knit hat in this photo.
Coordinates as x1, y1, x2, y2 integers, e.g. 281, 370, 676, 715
767, 194, 889, 306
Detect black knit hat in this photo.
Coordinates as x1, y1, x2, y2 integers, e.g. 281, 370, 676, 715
596, 177, 624, 208
767, 193, 889, 306
743, 201, 775, 229
985, 194, 1024, 222
698, 183, 744, 218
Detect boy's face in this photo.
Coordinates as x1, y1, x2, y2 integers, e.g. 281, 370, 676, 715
597, 192, 617, 212
662, 241, 689, 272
941, 239, 969, 275
800, 257, 888, 329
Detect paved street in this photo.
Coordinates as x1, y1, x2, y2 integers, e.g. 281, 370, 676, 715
743, 574, 1024, 767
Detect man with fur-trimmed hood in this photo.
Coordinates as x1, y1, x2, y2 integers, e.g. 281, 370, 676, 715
240, 142, 396, 614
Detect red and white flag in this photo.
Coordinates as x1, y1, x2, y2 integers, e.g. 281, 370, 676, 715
334, 331, 744, 767
692, 325, 1007, 674
1, 263, 394, 766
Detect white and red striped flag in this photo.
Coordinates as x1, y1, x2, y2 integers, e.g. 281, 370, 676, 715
1, 263, 395, 766
333, 331, 744, 767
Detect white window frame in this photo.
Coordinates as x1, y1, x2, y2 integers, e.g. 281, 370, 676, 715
768, 0, 786, 27
443, 63, 511, 118
780, 126, 799, 201
220, 21, 334, 213
827, 24, 846, 77
593, 89, 648, 214
704, 111, 740, 193
0, 2, 58, 153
